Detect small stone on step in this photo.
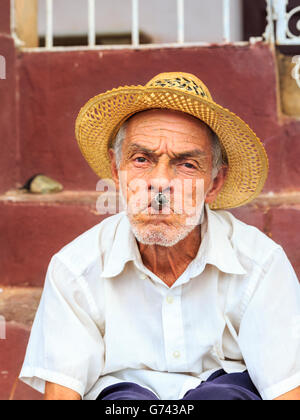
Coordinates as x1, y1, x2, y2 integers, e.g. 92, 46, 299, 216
29, 175, 63, 194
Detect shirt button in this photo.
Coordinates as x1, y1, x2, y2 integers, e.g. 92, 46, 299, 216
173, 351, 181, 359
166, 296, 174, 304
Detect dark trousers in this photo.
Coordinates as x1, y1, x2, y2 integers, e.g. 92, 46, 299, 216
97, 369, 262, 400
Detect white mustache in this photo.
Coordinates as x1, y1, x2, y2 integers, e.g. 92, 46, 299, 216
126, 190, 195, 216
118, 176, 205, 217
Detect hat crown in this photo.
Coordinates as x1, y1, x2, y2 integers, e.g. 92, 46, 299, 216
146, 72, 213, 101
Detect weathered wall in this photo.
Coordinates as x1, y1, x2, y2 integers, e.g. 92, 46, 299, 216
1, 40, 300, 194
0, 197, 107, 287
0, 41, 299, 287
277, 52, 300, 117
0, 0, 18, 193
16, 43, 291, 191
0, 0, 11, 34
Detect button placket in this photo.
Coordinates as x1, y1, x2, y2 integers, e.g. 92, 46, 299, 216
173, 350, 181, 359
161, 287, 188, 371
166, 296, 174, 304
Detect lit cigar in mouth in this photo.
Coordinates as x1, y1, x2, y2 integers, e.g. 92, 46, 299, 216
151, 192, 169, 210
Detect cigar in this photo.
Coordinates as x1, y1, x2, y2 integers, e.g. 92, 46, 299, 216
152, 192, 169, 210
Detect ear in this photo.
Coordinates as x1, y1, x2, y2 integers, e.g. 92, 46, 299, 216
108, 148, 120, 191
205, 165, 228, 204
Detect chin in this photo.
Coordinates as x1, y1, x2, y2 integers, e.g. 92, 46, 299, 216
129, 219, 197, 247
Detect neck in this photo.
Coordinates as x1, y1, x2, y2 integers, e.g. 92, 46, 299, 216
137, 224, 201, 288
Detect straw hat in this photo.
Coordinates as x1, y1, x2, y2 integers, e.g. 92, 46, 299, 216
75, 72, 268, 210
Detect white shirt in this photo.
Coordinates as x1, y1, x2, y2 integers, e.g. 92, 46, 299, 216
19, 204, 300, 400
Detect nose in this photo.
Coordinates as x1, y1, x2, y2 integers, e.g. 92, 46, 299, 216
148, 159, 173, 194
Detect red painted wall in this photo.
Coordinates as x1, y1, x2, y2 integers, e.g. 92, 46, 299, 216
1, 41, 299, 194
0, 0, 18, 193
14, 44, 300, 194
0, 200, 106, 286
0, 0, 11, 35
0, 39, 300, 286
17, 43, 283, 191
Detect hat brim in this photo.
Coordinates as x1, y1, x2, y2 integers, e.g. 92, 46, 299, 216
75, 85, 268, 210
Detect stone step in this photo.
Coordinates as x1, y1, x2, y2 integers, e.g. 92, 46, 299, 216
0, 320, 43, 400
0, 286, 42, 326
231, 192, 300, 277
1, 187, 299, 400
0, 287, 42, 400
0, 190, 111, 287
0, 190, 299, 287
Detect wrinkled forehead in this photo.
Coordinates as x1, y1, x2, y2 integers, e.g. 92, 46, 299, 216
125, 109, 214, 145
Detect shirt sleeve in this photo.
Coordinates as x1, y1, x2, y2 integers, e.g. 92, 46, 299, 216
19, 255, 105, 399
238, 247, 300, 400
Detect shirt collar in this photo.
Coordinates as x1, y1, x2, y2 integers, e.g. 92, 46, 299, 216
189, 204, 246, 276
101, 212, 143, 278
101, 205, 246, 279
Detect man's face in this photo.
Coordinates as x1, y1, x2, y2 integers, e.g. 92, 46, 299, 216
110, 109, 225, 247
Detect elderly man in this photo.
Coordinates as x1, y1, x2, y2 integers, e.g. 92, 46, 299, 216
20, 72, 300, 400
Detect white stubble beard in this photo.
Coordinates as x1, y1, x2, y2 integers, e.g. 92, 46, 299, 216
118, 180, 206, 247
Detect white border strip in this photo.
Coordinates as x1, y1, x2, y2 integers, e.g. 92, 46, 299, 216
46, 0, 53, 49
223, 0, 230, 43
88, 0, 96, 47
132, 0, 139, 47
10, 0, 24, 47
10, 0, 15, 36
23, 41, 250, 54
177, 0, 185, 44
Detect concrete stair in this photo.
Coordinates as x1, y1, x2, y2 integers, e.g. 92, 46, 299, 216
0, 189, 299, 400
0, 322, 43, 400
1, 189, 299, 287
0, 190, 109, 287
0, 288, 43, 400
0, 190, 109, 400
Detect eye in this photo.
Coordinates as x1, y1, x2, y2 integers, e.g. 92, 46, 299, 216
181, 162, 197, 169
134, 157, 148, 163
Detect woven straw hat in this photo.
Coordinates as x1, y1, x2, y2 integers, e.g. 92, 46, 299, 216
75, 72, 268, 210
